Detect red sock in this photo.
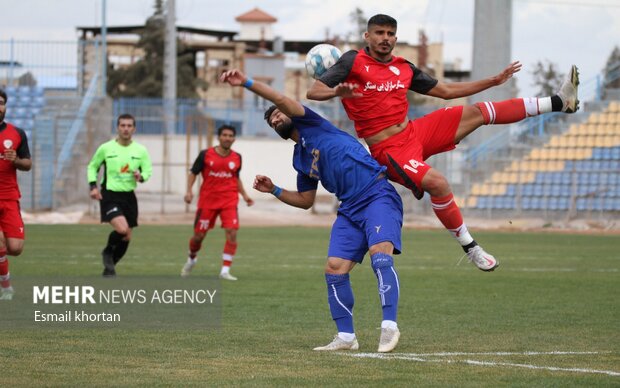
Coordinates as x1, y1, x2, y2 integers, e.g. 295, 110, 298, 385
431, 194, 474, 245
0, 250, 10, 289
223, 240, 237, 256
431, 193, 464, 230
222, 241, 237, 268
189, 238, 202, 259
476, 98, 537, 124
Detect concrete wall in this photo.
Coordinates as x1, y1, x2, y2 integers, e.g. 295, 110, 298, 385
135, 135, 330, 197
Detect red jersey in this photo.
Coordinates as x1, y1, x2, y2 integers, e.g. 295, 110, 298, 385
0, 122, 31, 200
190, 147, 242, 209
319, 48, 439, 138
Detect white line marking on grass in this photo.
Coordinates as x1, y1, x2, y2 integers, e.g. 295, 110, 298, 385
346, 351, 620, 377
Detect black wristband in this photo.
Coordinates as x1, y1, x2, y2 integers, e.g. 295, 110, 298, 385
89, 182, 97, 190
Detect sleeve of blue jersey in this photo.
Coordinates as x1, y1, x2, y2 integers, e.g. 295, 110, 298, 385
296, 172, 318, 193
292, 106, 324, 129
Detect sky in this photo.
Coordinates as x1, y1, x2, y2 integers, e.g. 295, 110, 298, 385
1, 0, 619, 98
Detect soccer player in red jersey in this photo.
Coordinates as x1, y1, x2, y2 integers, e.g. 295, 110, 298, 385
0, 89, 32, 300
308, 14, 579, 271
182, 125, 254, 280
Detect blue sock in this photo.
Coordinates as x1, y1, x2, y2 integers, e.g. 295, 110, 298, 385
370, 252, 400, 322
325, 273, 354, 334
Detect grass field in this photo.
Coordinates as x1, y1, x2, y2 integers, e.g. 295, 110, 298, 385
1, 224, 619, 386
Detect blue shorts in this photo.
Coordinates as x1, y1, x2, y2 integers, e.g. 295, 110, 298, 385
327, 178, 403, 262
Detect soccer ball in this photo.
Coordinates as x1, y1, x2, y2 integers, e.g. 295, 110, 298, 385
305, 44, 342, 79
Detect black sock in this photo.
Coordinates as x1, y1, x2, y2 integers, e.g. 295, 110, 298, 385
113, 240, 130, 264
462, 240, 478, 253
106, 231, 124, 249
551, 95, 563, 111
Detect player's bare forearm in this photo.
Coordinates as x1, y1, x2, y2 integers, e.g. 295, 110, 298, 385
185, 173, 197, 203
14, 157, 32, 171
307, 81, 361, 100
220, 69, 304, 117
307, 80, 337, 100
428, 61, 521, 100
253, 174, 314, 209
277, 190, 315, 210
237, 178, 254, 206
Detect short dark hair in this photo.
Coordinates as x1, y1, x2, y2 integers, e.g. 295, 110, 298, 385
263, 104, 293, 140
217, 124, 236, 136
117, 113, 135, 126
367, 14, 397, 29
0, 89, 7, 104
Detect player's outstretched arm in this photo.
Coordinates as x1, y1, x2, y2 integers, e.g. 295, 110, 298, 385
253, 175, 315, 210
306, 81, 361, 100
220, 69, 304, 118
426, 61, 522, 100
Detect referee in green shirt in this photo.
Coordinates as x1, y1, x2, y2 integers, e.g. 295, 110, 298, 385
87, 113, 152, 277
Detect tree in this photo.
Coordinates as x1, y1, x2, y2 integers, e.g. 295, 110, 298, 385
106, 0, 207, 98
530, 60, 563, 98
603, 46, 620, 90
348, 7, 366, 46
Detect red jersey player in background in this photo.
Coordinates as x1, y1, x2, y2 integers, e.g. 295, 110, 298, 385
182, 125, 254, 280
308, 14, 579, 271
0, 88, 32, 300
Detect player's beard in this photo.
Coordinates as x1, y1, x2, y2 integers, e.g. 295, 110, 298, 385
275, 121, 294, 140
0, 109, 5, 123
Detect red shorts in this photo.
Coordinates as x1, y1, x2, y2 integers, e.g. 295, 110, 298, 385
369, 106, 462, 191
0, 200, 25, 239
193, 207, 239, 233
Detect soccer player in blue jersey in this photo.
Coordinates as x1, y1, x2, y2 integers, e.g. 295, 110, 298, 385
221, 69, 404, 352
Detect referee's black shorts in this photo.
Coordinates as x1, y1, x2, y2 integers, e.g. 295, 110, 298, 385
99, 189, 139, 227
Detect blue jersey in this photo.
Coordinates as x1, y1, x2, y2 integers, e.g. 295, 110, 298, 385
291, 106, 386, 203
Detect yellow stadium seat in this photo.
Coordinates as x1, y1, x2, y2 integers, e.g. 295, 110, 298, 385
589, 112, 600, 124
529, 148, 542, 160
567, 136, 579, 148
466, 196, 477, 208
608, 101, 620, 112
491, 184, 507, 196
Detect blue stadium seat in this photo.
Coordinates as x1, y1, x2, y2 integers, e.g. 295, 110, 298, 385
522, 184, 534, 196
4, 86, 17, 96
611, 147, 620, 160
531, 197, 542, 210
548, 197, 559, 210
534, 184, 544, 196
476, 196, 488, 209
561, 172, 572, 185
576, 198, 587, 211
31, 96, 45, 107
16, 95, 32, 107
17, 86, 32, 96
521, 196, 532, 210
505, 185, 516, 196
558, 197, 570, 210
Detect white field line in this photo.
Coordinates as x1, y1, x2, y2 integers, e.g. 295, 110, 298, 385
346, 351, 620, 377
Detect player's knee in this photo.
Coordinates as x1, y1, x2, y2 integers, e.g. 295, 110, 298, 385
225, 229, 237, 242
324, 258, 350, 274
7, 243, 24, 256
192, 232, 206, 243
422, 173, 450, 195
368, 241, 394, 256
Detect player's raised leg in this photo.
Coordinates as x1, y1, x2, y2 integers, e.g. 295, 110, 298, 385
457, 65, 580, 143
